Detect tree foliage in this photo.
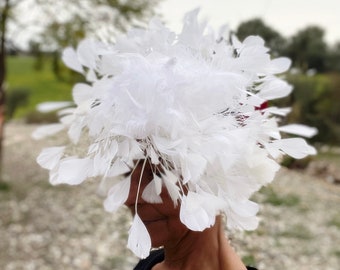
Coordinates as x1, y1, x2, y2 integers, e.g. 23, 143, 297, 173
14, 0, 160, 50
235, 19, 340, 145
0, 0, 14, 180
326, 42, 340, 72
285, 74, 340, 145
1, 0, 162, 179
13, 0, 160, 79
285, 26, 328, 73
3, 5, 340, 148
235, 19, 340, 73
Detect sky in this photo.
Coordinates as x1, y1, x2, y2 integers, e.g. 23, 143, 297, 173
156, 0, 340, 45
8, 0, 340, 50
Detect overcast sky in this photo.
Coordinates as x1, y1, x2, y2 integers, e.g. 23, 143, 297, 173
156, 0, 340, 45
9, 0, 340, 49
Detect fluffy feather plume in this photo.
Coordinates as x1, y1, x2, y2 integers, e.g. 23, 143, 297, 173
34, 9, 317, 258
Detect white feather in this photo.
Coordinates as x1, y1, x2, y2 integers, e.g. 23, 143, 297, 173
180, 154, 207, 184
163, 171, 180, 204
86, 68, 97, 82
35, 9, 319, 253
258, 79, 293, 100
106, 160, 131, 178
228, 199, 259, 218
36, 101, 73, 113
279, 124, 318, 138
225, 207, 259, 231
248, 154, 280, 185
127, 214, 151, 259
103, 177, 131, 213
54, 157, 93, 185
148, 147, 160, 165
76, 39, 98, 69
67, 120, 86, 144
180, 192, 211, 231
31, 124, 65, 140
153, 174, 163, 195
62, 47, 84, 73
264, 106, 292, 116
36, 146, 65, 170
268, 138, 317, 159
267, 57, 291, 74
142, 178, 163, 203
72, 83, 93, 105
180, 191, 225, 231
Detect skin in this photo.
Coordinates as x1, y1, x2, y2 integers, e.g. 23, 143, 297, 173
125, 160, 247, 270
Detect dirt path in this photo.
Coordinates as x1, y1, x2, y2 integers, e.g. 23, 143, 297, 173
1, 122, 339, 270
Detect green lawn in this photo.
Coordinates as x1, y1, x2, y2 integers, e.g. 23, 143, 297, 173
6, 56, 73, 118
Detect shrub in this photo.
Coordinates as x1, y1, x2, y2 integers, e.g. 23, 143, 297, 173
261, 187, 301, 207
6, 88, 30, 119
0, 182, 10, 192
281, 156, 314, 169
25, 110, 59, 124
274, 73, 340, 145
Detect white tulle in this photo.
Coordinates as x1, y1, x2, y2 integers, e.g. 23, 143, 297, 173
34, 9, 317, 258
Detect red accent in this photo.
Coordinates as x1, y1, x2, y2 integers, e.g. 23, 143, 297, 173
255, 101, 268, 111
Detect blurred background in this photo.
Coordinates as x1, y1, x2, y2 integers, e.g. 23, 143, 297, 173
0, 0, 339, 269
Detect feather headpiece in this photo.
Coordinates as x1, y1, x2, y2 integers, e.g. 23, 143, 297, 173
34, 9, 317, 258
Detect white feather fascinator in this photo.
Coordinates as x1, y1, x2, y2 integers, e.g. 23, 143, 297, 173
35, 9, 317, 258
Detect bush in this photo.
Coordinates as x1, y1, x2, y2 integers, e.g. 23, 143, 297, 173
274, 73, 340, 145
261, 187, 301, 207
0, 182, 10, 192
281, 156, 314, 169
6, 88, 30, 119
7, 56, 73, 119
25, 110, 59, 124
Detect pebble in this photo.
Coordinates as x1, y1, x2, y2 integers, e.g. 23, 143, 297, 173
1, 123, 339, 270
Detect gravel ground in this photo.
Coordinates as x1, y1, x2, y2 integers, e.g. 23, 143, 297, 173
1, 122, 340, 270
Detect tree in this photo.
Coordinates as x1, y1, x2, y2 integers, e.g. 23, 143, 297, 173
326, 41, 340, 72
0, 0, 13, 181
12, 0, 160, 50
235, 18, 286, 56
13, 0, 160, 79
286, 26, 328, 73
0, 0, 161, 180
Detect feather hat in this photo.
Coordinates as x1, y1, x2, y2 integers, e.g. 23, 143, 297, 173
34, 9, 317, 258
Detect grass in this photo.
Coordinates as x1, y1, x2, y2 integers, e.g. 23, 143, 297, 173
0, 182, 10, 192
332, 250, 340, 258
279, 224, 313, 240
328, 214, 340, 229
242, 254, 257, 267
260, 186, 301, 207
316, 149, 340, 166
106, 256, 127, 269
6, 56, 73, 118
